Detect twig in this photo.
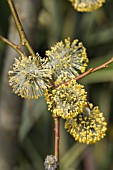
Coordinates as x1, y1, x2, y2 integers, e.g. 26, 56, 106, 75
7, 0, 39, 64
0, 35, 25, 57
55, 57, 113, 88
54, 117, 60, 169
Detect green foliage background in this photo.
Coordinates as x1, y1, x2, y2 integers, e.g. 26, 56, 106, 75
0, 0, 113, 169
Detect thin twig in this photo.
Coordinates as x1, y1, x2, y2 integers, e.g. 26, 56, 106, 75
0, 35, 25, 57
7, 0, 39, 64
55, 57, 113, 88
54, 117, 60, 169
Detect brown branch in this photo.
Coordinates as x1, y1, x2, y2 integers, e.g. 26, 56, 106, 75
55, 57, 113, 88
0, 35, 25, 57
7, 0, 26, 45
54, 117, 60, 168
7, 0, 40, 64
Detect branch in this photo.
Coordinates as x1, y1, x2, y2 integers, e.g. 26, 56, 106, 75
55, 57, 113, 88
7, 0, 40, 64
54, 117, 60, 169
0, 35, 25, 57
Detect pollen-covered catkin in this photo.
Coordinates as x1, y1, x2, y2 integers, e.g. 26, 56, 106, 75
9, 55, 52, 99
65, 103, 107, 144
45, 79, 87, 119
45, 37, 88, 83
69, 0, 105, 12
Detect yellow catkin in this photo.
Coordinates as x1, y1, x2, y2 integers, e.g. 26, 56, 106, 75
44, 79, 87, 118
45, 37, 88, 84
69, 0, 105, 12
8, 55, 52, 99
65, 103, 107, 144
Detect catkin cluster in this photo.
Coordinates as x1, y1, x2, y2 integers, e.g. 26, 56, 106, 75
8, 38, 107, 144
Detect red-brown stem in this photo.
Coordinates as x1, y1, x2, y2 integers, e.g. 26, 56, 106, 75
54, 117, 60, 165
55, 57, 113, 88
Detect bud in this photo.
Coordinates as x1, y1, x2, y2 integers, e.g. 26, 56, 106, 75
44, 155, 58, 170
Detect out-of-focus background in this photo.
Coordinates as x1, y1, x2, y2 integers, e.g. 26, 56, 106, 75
0, 0, 113, 170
